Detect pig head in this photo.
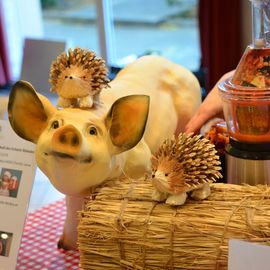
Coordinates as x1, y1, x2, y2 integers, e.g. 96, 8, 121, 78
8, 81, 151, 196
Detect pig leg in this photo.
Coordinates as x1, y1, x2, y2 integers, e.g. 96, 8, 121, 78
58, 195, 86, 250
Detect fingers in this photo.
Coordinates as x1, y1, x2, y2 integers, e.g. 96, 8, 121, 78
184, 70, 235, 134
185, 111, 211, 134
185, 101, 224, 133
185, 89, 223, 133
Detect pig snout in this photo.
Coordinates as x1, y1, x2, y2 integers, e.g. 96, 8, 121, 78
52, 125, 82, 156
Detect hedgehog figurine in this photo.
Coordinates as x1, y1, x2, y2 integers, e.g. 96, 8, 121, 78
49, 47, 110, 108
151, 133, 222, 206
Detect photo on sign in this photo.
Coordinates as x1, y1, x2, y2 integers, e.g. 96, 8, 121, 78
0, 231, 13, 257
0, 168, 22, 198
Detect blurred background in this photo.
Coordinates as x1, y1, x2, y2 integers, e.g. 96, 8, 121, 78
0, 0, 255, 211
0, 0, 251, 96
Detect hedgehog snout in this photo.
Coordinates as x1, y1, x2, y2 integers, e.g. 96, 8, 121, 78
154, 170, 168, 179
151, 170, 170, 192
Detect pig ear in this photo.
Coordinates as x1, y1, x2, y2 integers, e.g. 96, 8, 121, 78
8, 80, 55, 143
105, 95, 150, 153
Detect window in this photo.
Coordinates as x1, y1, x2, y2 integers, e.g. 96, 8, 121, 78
42, 0, 200, 71
41, 0, 99, 53
110, 0, 200, 70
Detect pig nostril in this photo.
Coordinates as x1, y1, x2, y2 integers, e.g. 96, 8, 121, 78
59, 134, 66, 143
69, 76, 73, 79
59, 133, 79, 146
71, 136, 79, 146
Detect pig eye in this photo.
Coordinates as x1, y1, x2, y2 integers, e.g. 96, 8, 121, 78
51, 120, 60, 129
165, 173, 169, 177
89, 126, 97, 136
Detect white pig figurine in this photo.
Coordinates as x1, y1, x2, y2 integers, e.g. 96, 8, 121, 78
8, 55, 201, 250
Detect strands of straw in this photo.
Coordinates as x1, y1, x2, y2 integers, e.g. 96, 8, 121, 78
78, 178, 270, 270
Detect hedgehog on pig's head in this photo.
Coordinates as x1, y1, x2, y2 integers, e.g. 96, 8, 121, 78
49, 47, 110, 108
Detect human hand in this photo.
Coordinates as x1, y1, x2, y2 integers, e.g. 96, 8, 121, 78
185, 70, 235, 133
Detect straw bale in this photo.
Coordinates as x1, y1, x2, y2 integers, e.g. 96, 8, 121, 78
78, 177, 270, 270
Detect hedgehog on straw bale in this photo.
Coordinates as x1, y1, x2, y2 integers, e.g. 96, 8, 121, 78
49, 47, 110, 108
151, 133, 222, 206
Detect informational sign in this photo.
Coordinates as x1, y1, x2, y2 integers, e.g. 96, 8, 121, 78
0, 120, 36, 270
228, 239, 270, 270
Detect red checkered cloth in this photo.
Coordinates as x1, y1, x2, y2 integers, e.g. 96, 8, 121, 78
16, 199, 80, 270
